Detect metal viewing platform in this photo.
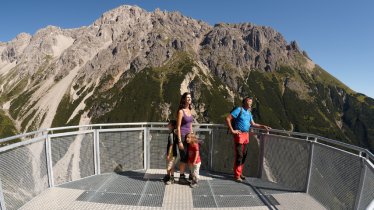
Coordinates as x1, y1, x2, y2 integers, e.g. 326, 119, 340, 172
0, 123, 373, 210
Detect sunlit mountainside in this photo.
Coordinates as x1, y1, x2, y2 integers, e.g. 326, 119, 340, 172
0, 5, 373, 151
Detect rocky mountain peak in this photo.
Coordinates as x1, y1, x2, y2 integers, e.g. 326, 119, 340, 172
14, 32, 32, 42
0, 4, 372, 153
93, 5, 148, 27
198, 22, 305, 90
1, 32, 32, 63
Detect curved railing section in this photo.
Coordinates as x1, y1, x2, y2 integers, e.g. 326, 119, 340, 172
0, 123, 373, 210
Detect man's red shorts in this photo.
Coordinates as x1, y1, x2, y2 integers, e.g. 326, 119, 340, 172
234, 132, 249, 144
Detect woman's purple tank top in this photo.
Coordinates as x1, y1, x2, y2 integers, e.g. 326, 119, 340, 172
181, 109, 193, 140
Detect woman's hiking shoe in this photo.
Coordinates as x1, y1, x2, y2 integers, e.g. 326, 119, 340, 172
166, 176, 175, 185
162, 175, 170, 184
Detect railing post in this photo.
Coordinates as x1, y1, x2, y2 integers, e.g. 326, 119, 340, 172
143, 127, 147, 170
305, 137, 316, 193
143, 127, 150, 170
45, 135, 54, 187
354, 152, 367, 210
0, 176, 6, 210
209, 128, 214, 170
147, 127, 151, 169
93, 129, 98, 175
96, 129, 101, 175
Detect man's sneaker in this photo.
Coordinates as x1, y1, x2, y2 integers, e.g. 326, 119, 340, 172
240, 175, 246, 180
234, 177, 243, 183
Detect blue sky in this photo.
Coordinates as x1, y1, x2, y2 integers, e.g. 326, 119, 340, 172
1, 0, 373, 98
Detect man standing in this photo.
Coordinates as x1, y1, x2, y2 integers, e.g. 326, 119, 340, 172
225, 96, 271, 182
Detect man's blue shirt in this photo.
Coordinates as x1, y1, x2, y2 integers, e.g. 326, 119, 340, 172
231, 107, 252, 132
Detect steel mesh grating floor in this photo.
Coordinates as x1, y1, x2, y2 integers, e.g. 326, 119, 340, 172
191, 179, 277, 208
62, 171, 165, 207
20, 169, 326, 209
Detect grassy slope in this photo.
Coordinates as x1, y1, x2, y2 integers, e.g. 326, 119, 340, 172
89, 53, 195, 123
245, 65, 373, 151
0, 110, 18, 142
51, 86, 94, 128
87, 52, 234, 124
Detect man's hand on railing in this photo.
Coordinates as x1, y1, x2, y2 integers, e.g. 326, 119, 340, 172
231, 129, 241, 135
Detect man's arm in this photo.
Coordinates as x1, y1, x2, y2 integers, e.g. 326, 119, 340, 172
250, 119, 271, 130
225, 114, 240, 134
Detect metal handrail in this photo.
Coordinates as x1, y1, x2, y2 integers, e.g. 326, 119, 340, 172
0, 129, 47, 144
0, 123, 373, 158
253, 127, 371, 155
367, 150, 374, 160
0, 135, 47, 153
315, 136, 367, 153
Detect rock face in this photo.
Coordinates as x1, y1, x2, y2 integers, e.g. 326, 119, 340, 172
0, 5, 373, 152
199, 23, 302, 90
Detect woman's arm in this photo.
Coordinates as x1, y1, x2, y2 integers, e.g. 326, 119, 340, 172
190, 112, 193, 133
177, 110, 183, 141
167, 145, 173, 161
177, 110, 184, 149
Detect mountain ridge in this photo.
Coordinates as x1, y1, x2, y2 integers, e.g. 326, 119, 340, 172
0, 5, 373, 152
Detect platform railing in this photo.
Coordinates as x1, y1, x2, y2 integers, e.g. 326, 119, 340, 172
0, 123, 373, 210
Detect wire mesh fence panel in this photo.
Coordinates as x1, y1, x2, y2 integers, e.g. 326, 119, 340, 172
148, 130, 169, 169
261, 134, 310, 191
211, 129, 234, 175
308, 144, 361, 210
357, 162, 374, 210
51, 133, 94, 186
99, 131, 144, 173
211, 128, 260, 177
194, 130, 211, 170
0, 140, 48, 210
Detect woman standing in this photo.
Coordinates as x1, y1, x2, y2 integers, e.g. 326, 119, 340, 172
176, 92, 194, 184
